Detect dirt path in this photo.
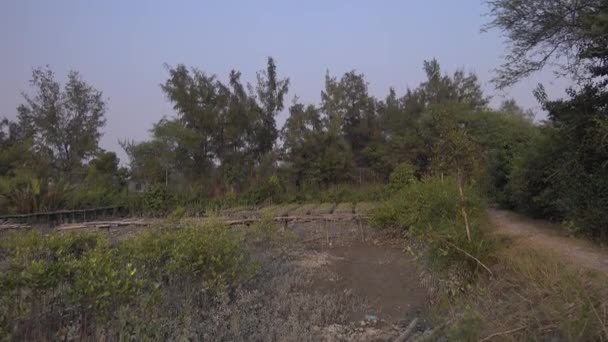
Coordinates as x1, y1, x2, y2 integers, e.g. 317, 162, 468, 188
488, 209, 608, 273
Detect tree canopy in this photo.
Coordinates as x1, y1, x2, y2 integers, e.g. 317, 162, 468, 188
485, 0, 608, 88
17, 67, 106, 176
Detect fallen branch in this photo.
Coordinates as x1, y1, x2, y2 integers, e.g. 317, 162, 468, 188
225, 214, 367, 226
442, 238, 494, 277
411, 323, 445, 342
57, 220, 153, 231
585, 291, 608, 340
395, 317, 418, 342
0, 224, 31, 231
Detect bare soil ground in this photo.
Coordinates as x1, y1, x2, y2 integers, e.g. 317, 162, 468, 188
488, 209, 608, 273
282, 221, 432, 340
2, 208, 434, 341
290, 221, 428, 322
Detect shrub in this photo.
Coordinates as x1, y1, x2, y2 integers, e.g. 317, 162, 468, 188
508, 130, 563, 219
142, 184, 173, 215
370, 176, 492, 274
0, 221, 254, 339
241, 175, 285, 206
445, 246, 608, 340
316, 183, 388, 204
166, 205, 187, 222
388, 162, 416, 192
446, 308, 482, 342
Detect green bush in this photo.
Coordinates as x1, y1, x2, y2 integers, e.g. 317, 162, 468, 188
388, 162, 416, 192
315, 183, 388, 204
119, 221, 254, 290
142, 185, 173, 215
240, 175, 285, 206
507, 129, 563, 218
0, 221, 254, 339
370, 176, 492, 273
446, 308, 482, 342
166, 205, 187, 222
126, 184, 175, 216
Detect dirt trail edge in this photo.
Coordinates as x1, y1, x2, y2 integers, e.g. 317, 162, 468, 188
488, 209, 608, 273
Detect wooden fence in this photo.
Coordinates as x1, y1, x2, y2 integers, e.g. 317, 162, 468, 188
0, 206, 128, 227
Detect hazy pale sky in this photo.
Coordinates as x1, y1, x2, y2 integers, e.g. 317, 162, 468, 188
0, 0, 569, 161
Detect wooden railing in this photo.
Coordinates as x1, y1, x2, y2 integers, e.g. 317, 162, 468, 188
0, 206, 128, 227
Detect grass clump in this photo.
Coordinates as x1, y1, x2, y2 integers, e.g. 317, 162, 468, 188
445, 244, 608, 341
388, 162, 417, 193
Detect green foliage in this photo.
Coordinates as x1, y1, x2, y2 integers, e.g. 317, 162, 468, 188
456, 109, 540, 207
321, 70, 379, 164
506, 86, 608, 239
0, 172, 70, 214
124, 57, 289, 191
368, 201, 399, 229
141, 185, 173, 215
507, 129, 562, 217
388, 162, 416, 192
17, 67, 106, 176
67, 153, 128, 209
120, 221, 253, 290
247, 209, 293, 245
288, 183, 387, 204
426, 103, 484, 184
240, 175, 285, 206
0, 221, 253, 339
371, 176, 492, 273
446, 308, 482, 342
486, 0, 608, 88
166, 205, 186, 222
486, 0, 608, 239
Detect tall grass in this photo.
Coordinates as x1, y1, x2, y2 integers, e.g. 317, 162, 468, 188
370, 176, 494, 276
445, 244, 608, 341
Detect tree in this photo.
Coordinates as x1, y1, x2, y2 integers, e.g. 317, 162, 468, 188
429, 103, 484, 241
487, 0, 608, 239
17, 67, 106, 177
485, 0, 608, 88
281, 100, 324, 188
160, 64, 226, 175
254, 57, 290, 158
418, 59, 488, 110
70, 151, 129, 208
0, 118, 29, 176
281, 99, 354, 188
370, 60, 488, 177
539, 86, 608, 238
136, 57, 289, 194
321, 70, 379, 166
498, 99, 535, 121
456, 108, 539, 206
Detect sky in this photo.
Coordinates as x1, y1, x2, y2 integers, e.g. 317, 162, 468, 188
0, 0, 570, 161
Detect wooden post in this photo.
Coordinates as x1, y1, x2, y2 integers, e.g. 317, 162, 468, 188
358, 217, 365, 242
457, 172, 472, 242
325, 221, 330, 247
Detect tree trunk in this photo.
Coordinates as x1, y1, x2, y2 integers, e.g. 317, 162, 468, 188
457, 172, 472, 242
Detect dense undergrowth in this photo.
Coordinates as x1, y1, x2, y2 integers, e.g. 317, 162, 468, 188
125, 181, 388, 217
0, 221, 255, 340
369, 168, 608, 340
370, 173, 494, 279
443, 243, 608, 341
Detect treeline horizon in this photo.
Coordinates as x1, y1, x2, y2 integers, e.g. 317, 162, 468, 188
3, 0, 608, 240
0, 58, 534, 204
